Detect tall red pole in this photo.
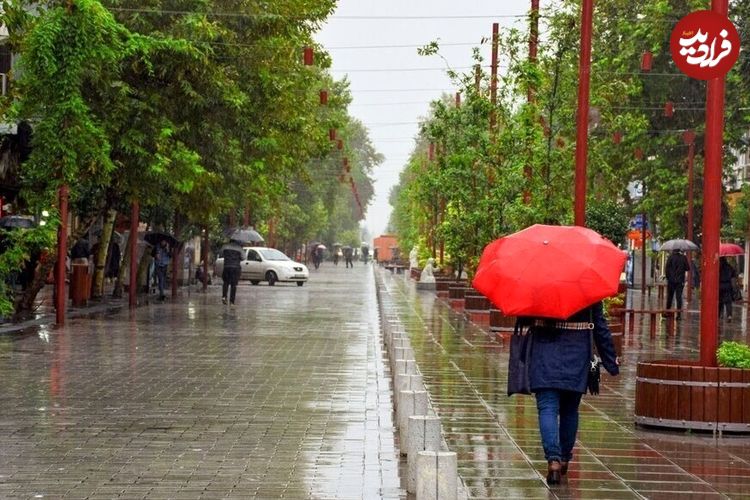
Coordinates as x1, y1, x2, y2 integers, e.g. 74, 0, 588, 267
171, 213, 179, 298
684, 130, 696, 303
55, 184, 69, 326
700, 0, 728, 367
641, 213, 647, 294
129, 200, 139, 309
573, 0, 594, 226
490, 22, 499, 133
525, 0, 540, 205
203, 227, 209, 292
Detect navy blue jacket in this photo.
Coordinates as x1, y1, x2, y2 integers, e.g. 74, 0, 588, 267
528, 302, 619, 394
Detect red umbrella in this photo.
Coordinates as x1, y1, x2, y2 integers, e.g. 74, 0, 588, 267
719, 243, 744, 256
472, 224, 627, 320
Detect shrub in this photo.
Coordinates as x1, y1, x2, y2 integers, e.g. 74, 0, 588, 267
717, 341, 750, 369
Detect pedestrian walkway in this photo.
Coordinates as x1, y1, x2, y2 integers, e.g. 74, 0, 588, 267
377, 269, 750, 499
0, 263, 403, 499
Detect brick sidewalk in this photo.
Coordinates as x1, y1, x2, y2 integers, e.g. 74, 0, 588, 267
377, 269, 750, 499
0, 263, 403, 499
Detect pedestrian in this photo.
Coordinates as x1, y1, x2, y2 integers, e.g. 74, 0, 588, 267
333, 247, 341, 266
692, 257, 701, 290
152, 239, 171, 301
70, 237, 91, 266
105, 239, 121, 282
665, 249, 690, 319
362, 246, 369, 264
344, 247, 353, 268
220, 241, 243, 305
719, 256, 737, 321
518, 302, 619, 485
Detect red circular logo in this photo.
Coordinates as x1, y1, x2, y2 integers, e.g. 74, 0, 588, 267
670, 10, 740, 80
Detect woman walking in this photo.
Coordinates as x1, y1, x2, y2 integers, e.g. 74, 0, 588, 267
719, 256, 737, 321
524, 301, 619, 484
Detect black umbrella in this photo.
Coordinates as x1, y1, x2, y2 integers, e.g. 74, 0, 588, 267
0, 215, 34, 229
144, 231, 178, 247
228, 227, 264, 245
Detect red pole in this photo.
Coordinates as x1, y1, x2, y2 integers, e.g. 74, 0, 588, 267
684, 130, 696, 303
129, 200, 139, 309
525, 0, 540, 205
55, 184, 69, 325
455, 92, 461, 108
573, 0, 594, 227
641, 213, 647, 294
171, 213, 179, 298
700, 0, 729, 367
228, 210, 235, 228
490, 22, 499, 133
203, 227, 209, 292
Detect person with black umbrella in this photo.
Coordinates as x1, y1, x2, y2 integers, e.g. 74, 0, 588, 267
220, 241, 243, 305
665, 249, 690, 319
152, 240, 171, 301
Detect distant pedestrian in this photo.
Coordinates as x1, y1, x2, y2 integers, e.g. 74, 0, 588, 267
692, 257, 701, 289
344, 247, 354, 268
514, 302, 619, 485
665, 249, 690, 319
361, 246, 369, 264
105, 239, 121, 282
333, 248, 341, 266
221, 241, 243, 305
152, 239, 171, 301
719, 257, 737, 321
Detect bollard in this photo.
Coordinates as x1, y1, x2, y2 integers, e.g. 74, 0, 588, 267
394, 359, 417, 377
394, 373, 424, 408
416, 451, 457, 500
397, 389, 428, 435
407, 415, 441, 493
394, 346, 415, 361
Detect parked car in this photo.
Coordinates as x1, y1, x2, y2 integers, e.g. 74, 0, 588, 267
214, 247, 309, 286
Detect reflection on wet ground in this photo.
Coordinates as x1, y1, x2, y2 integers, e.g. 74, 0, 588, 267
0, 265, 403, 499
379, 270, 750, 499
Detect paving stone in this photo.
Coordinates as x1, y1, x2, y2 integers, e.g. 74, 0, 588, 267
0, 264, 404, 498
378, 268, 750, 499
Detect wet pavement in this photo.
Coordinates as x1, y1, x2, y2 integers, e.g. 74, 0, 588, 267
377, 269, 750, 499
0, 264, 403, 499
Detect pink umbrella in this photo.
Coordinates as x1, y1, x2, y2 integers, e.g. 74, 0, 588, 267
719, 243, 744, 256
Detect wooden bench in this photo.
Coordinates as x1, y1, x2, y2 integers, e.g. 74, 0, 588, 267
624, 308, 678, 336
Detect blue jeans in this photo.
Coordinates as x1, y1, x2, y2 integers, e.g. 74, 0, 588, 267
155, 265, 167, 297
535, 389, 583, 462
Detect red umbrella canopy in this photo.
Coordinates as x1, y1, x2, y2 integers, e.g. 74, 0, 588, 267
719, 243, 744, 256
472, 224, 627, 320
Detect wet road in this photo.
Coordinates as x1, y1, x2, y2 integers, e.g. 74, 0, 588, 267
378, 270, 750, 499
0, 264, 402, 499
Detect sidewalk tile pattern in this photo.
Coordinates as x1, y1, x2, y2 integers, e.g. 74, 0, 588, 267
0, 264, 403, 499
378, 269, 750, 499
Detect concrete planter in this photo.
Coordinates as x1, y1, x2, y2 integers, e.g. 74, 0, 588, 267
635, 360, 750, 433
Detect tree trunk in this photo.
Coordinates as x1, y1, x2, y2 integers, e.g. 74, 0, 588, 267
112, 234, 131, 299
91, 209, 116, 299
136, 246, 151, 293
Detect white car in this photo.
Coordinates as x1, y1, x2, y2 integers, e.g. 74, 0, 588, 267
214, 247, 309, 286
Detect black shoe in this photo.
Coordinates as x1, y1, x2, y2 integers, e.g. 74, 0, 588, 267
547, 460, 561, 485
560, 461, 569, 476
222, 297, 227, 305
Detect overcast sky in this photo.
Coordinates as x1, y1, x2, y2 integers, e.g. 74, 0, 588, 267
315, 0, 531, 240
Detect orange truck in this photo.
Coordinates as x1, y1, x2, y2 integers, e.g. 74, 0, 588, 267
373, 234, 399, 263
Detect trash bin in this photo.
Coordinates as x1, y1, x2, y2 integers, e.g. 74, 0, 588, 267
70, 263, 89, 307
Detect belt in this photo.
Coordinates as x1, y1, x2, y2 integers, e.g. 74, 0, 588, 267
533, 320, 594, 330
